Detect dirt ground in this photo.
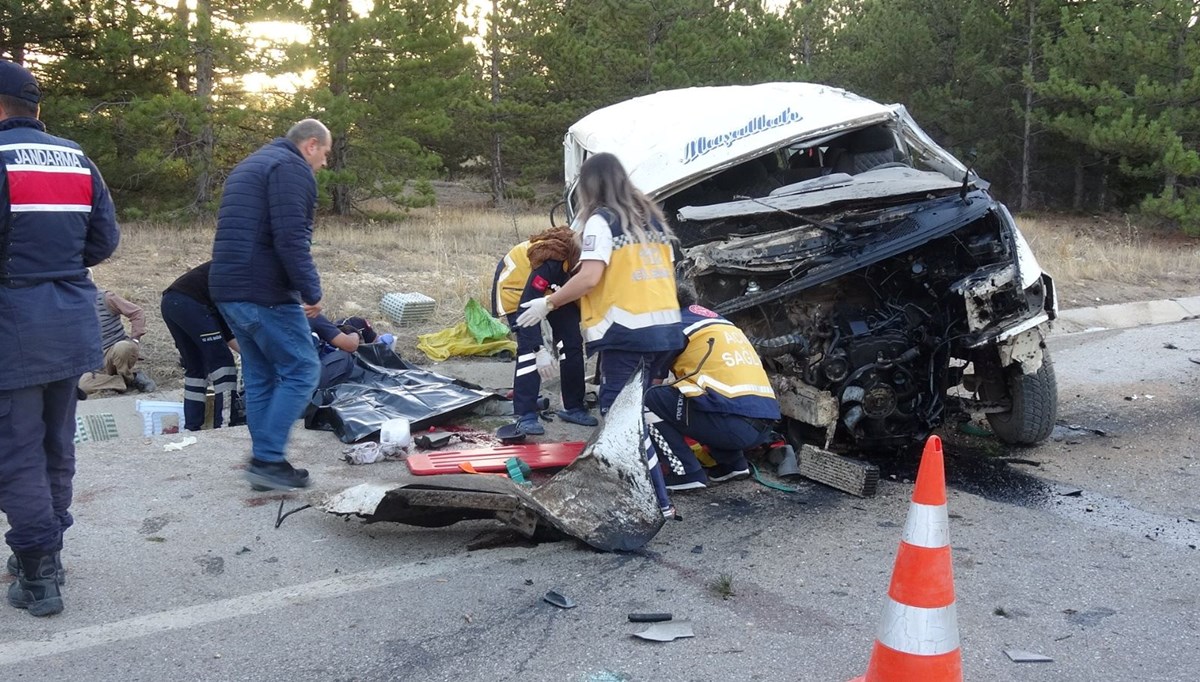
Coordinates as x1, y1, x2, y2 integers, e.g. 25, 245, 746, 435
89, 185, 1200, 395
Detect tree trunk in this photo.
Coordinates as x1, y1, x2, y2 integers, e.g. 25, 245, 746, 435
800, 0, 813, 67
329, 0, 352, 216
489, 0, 505, 207
175, 0, 190, 93
1073, 157, 1084, 211
1018, 0, 1035, 212
192, 0, 215, 210
1098, 159, 1108, 212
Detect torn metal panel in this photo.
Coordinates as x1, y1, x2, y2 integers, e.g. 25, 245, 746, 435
997, 327, 1046, 374
772, 376, 838, 428
952, 263, 1018, 333
317, 371, 665, 552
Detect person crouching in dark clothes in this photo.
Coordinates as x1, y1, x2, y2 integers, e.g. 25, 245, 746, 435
309, 314, 376, 389
161, 261, 241, 431
0, 60, 120, 617
492, 227, 597, 436
645, 286, 782, 491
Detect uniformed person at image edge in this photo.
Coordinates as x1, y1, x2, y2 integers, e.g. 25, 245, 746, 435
0, 60, 120, 616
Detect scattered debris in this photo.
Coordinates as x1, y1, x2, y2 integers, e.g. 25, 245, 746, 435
632, 621, 694, 642
628, 613, 672, 623
958, 422, 993, 438
341, 441, 404, 465
1163, 342, 1179, 350
415, 431, 454, 449
274, 499, 312, 529
751, 463, 801, 493
1004, 649, 1053, 663
317, 373, 666, 552
235, 546, 252, 555
1124, 394, 1154, 401
162, 436, 198, 452
543, 590, 576, 609
796, 444, 878, 497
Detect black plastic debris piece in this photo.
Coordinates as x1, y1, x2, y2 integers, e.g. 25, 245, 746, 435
543, 590, 576, 609
415, 431, 453, 449
628, 613, 672, 623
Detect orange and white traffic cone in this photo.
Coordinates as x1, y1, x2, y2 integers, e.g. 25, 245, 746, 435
850, 435, 962, 682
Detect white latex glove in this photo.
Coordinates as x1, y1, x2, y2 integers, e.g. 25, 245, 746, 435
516, 298, 552, 327
535, 346, 559, 380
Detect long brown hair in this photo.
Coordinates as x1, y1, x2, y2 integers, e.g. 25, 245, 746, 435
576, 153, 674, 244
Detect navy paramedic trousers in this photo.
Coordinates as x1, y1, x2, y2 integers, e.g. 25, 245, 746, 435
162, 291, 238, 430
0, 377, 78, 553
644, 385, 774, 475
506, 305, 586, 417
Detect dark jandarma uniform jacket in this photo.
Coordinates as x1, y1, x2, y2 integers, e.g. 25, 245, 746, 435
0, 116, 120, 390
210, 138, 322, 306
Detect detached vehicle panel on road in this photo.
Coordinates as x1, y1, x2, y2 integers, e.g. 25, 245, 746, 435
565, 83, 1059, 454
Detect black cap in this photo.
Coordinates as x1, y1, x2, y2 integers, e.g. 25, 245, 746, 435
0, 60, 42, 104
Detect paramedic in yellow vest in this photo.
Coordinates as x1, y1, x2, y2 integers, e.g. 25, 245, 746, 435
491, 227, 596, 436
516, 153, 682, 410
645, 289, 781, 490
516, 152, 682, 513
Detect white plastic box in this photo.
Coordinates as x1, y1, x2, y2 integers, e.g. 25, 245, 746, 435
136, 400, 186, 436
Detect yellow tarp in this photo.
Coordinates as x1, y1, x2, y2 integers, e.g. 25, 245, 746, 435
416, 298, 516, 361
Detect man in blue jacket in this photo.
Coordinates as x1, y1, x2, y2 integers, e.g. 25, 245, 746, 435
211, 119, 330, 491
0, 60, 119, 616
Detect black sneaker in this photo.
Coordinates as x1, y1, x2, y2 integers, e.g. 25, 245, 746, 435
664, 469, 708, 491
707, 462, 751, 483
245, 459, 311, 491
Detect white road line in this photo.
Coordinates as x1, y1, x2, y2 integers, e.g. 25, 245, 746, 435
0, 559, 459, 666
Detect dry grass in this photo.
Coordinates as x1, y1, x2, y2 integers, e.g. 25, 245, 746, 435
1016, 214, 1200, 306
94, 207, 1200, 392
95, 206, 551, 391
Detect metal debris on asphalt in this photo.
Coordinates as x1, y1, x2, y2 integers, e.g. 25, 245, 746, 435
1004, 649, 1054, 663
632, 621, 694, 642
543, 590, 576, 609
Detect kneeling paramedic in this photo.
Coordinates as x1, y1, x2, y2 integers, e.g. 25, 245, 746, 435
492, 227, 596, 435
646, 293, 781, 490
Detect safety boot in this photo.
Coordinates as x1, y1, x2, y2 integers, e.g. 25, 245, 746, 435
6, 552, 65, 584
7, 553, 64, 616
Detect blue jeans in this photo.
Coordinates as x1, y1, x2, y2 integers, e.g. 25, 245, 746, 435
216, 302, 318, 463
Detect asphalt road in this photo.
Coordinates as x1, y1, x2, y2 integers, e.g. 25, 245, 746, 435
0, 319, 1197, 682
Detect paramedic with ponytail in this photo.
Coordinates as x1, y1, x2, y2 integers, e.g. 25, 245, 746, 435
516, 152, 682, 513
